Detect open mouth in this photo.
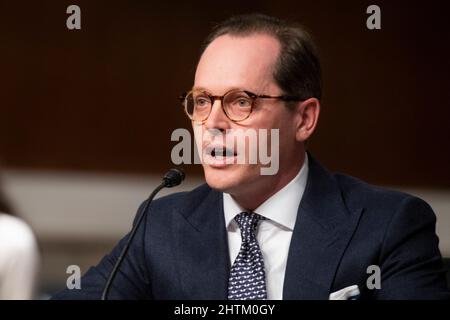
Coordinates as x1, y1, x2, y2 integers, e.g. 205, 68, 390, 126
203, 145, 237, 166
206, 146, 236, 157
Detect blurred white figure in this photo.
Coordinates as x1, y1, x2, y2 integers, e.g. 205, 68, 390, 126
0, 194, 39, 299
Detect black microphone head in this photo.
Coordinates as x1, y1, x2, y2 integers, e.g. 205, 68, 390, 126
162, 168, 185, 188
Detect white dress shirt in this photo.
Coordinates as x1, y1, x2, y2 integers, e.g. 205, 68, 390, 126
223, 154, 309, 300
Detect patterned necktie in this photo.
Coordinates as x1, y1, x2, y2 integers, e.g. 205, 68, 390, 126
228, 212, 267, 300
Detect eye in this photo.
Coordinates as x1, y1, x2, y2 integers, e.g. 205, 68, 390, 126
195, 97, 210, 107
234, 97, 251, 108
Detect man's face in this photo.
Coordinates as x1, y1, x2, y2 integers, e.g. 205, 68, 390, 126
193, 34, 300, 196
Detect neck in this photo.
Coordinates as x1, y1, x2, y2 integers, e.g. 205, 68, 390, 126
231, 152, 306, 211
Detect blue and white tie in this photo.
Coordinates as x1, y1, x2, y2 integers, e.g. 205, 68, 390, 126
228, 212, 267, 300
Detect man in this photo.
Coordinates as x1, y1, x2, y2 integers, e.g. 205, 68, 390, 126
53, 14, 449, 300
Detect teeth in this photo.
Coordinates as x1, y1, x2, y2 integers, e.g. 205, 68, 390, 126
207, 146, 235, 157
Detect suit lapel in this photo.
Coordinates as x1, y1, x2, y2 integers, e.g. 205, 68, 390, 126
173, 188, 230, 299
283, 155, 363, 299
171, 154, 363, 300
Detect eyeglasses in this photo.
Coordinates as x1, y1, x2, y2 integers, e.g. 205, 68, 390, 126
179, 89, 305, 123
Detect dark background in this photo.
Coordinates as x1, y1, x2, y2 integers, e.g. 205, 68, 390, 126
1, 0, 449, 187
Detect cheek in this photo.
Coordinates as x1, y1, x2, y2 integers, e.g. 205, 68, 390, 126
262, 109, 296, 139
193, 124, 203, 147
264, 104, 293, 126
278, 110, 297, 135
272, 112, 298, 153
240, 109, 296, 155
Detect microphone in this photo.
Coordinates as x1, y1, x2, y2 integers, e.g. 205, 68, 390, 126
162, 168, 185, 188
101, 168, 185, 300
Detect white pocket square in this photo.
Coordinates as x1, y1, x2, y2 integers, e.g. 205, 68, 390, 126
329, 285, 360, 300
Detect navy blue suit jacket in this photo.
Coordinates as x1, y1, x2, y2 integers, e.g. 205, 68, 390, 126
53, 155, 450, 299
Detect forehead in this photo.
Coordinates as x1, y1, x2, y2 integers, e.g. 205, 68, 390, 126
194, 34, 281, 93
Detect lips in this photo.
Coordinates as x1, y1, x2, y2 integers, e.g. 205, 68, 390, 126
203, 144, 237, 167
205, 145, 237, 157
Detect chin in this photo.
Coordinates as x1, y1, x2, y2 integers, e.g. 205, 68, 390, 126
202, 164, 258, 193
203, 167, 237, 192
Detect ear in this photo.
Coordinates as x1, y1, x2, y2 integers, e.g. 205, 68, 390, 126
294, 98, 320, 142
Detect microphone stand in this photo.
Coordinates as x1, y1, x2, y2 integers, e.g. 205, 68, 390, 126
101, 169, 184, 300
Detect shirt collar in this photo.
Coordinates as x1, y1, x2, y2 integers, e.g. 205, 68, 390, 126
223, 153, 309, 231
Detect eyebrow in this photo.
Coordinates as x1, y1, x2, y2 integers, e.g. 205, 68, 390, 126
191, 86, 255, 94
191, 86, 209, 92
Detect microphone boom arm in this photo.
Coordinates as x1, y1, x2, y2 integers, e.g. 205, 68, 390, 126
101, 168, 184, 300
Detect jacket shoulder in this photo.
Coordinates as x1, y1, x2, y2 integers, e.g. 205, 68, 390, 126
141, 183, 215, 218
333, 172, 434, 221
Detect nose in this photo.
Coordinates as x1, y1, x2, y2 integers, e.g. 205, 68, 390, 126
204, 98, 231, 132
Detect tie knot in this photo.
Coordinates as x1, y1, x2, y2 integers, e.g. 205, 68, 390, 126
234, 212, 265, 241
